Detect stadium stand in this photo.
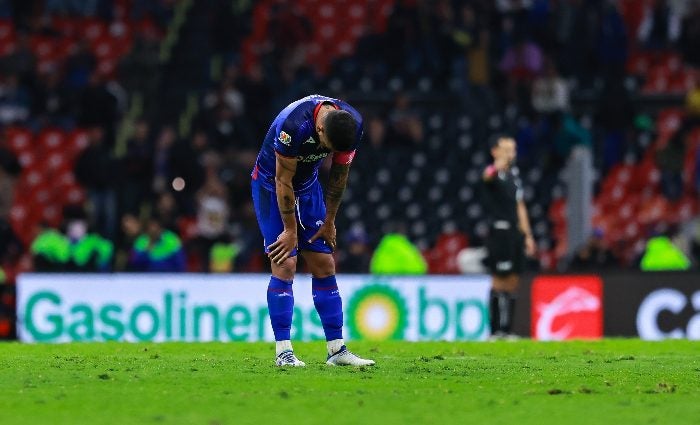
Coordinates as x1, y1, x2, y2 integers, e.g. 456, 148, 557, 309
0, 0, 698, 312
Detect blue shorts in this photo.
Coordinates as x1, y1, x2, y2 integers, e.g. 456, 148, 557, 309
251, 178, 332, 256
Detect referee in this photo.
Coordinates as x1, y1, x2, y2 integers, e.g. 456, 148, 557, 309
481, 134, 536, 339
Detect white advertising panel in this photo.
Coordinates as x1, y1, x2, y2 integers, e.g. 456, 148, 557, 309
17, 274, 491, 343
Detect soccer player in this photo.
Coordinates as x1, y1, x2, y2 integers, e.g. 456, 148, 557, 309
481, 134, 536, 339
251, 94, 375, 367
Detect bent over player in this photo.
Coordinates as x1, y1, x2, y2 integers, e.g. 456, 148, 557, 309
251, 94, 375, 367
481, 134, 536, 339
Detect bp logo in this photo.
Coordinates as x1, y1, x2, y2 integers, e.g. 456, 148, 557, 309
347, 284, 408, 340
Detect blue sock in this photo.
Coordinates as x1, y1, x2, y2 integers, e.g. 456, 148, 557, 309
312, 275, 344, 341
267, 276, 294, 341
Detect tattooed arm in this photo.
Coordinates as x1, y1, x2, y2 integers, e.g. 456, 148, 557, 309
268, 152, 298, 264
325, 162, 350, 222
308, 162, 350, 251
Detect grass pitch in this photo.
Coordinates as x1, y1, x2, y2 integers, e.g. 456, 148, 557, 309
1, 340, 698, 425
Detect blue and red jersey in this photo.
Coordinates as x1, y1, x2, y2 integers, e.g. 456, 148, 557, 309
251, 94, 363, 194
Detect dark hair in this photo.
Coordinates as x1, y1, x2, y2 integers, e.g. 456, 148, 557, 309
488, 133, 514, 149
324, 110, 357, 152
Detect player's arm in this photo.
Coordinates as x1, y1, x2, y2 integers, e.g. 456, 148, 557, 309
309, 151, 354, 251
483, 156, 509, 181
517, 200, 536, 257
268, 152, 298, 264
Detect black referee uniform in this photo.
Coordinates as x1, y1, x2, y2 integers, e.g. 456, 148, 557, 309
481, 166, 525, 336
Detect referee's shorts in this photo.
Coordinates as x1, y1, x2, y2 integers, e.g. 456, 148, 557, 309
485, 220, 525, 276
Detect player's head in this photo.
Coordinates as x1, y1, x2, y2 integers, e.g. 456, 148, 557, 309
489, 133, 516, 165
318, 109, 357, 152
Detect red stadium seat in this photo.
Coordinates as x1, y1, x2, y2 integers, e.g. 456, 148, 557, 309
5, 127, 33, 155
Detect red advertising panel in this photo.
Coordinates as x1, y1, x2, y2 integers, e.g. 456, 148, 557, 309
531, 275, 603, 340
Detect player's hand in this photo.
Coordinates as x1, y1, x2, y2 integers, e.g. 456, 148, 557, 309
525, 235, 536, 257
309, 221, 337, 251
268, 229, 297, 265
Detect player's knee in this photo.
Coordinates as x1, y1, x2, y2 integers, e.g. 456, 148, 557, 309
272, 257, 297, 281
308, 255, 335, 278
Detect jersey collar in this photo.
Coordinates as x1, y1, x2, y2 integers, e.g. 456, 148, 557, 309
313, 101, 339, 125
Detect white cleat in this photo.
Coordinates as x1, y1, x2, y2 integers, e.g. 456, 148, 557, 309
326, 346, 375, 367
276, 350, 306, 367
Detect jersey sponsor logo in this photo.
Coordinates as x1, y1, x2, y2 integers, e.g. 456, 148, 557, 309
531, 276, 603, 341
296, 152, 329, 163
303, 137, 316, 144
278, 131, 292, 146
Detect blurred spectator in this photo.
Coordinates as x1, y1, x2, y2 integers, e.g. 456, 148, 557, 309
0, 73, 30, 125
0, 147, 19, 219
128, 215, 186, 272
64, 41, 96, 89
597, 1, 628, 81
31, 225, 71, 272
637, 0, 683, 49
386, 93, 424, 147
190, 151, 230, 272
120, 118, 153, 215
338, 226, 372, 274
370, 232, 427, 275
551, 112, 592, 170
114, 213, 141, 271
152, 125, 178, 194
640, 233, 691, 271
31, 68, 73, 127
0, 32, 35, 84
119, 30, 161, 94
77, 73, 118, 145
154, 191, 180, 232
568, 229, 619, 271
531, 58, 569, 114
169, 130, 208, 212
656, 126, 685, 201
499, 37, 543, 110
74, 126, 119, 239
679, 1, 700, 66
0, 218, 23, 273
596, 78, 635, 169
63, 206, 113, 272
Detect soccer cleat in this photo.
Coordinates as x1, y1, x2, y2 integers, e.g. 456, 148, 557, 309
326, 346, 375, 366
275, 350, 306, 367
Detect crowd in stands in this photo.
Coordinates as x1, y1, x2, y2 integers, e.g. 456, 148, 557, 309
1, 0, 700, 298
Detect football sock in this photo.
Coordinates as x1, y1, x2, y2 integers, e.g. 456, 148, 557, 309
503, 292, 517, 334
489, 289, 502, 334
327, 339, 345, 356
276, 340, 293, 356
312, 275, 344, 342
267, 276, 294, 342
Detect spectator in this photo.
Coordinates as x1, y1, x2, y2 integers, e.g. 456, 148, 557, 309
74, 126, 119, 239
568, 229, 619, 271
31, 225, 71, 272
152, 125, 178, 195
637, 0, 683, 49
190, 151, 230, 272
31, 68, 73, 127
386, 93, 424, 148
531, 58, 569, 114
120, 118, 153, 215
338, 226, 372, 274
656, 126, 686, 201
679, 1, 700, 66
0, 32, 35, 84
114, 213, 142, 271
128, 215, 186, 272
64, 41, 96, 89
77, 73, 118, 145
0, 73, 30, 125
370, 232, 427, 275
63, 206, 113, 272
